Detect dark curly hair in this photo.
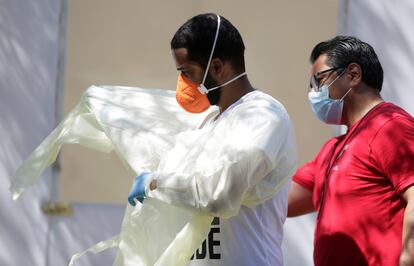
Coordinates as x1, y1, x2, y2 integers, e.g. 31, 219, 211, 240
171, 13, 245, 72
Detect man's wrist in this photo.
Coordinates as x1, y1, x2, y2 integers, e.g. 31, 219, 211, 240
149, 179, 157, 190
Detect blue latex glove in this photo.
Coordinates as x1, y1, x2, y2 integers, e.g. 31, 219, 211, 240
128, 172, 152, 206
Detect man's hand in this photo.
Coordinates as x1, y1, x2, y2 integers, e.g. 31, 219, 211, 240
399, 186, 414, 266
400, 220, 414, 266
127, 172, 152, 206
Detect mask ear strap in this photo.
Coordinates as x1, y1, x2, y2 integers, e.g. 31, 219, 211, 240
200, 14, 221, 87
340, 88, 353, 101
326, 70, 343, 88
207, 72, 247, 92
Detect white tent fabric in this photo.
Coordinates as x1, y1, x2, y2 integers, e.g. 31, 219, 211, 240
49, 203, 125, 266
0, 0, 65, 265
338, 0, 414, 116
10, 85, 294, 265
282, 214, 315, 266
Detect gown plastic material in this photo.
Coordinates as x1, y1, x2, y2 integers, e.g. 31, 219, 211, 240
9, 85, 297, 266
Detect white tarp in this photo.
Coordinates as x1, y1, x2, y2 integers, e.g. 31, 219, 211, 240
0, 0, 64, 265
49, 203, 125, 266
338, 0, 414, 116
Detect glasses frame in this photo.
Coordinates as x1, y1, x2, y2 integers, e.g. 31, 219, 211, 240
309, 66, 345, 92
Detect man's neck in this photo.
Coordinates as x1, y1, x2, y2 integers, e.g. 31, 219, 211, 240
217, 78, 254, 113
343, 87, 384, 127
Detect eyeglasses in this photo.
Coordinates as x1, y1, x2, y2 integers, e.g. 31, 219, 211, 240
309, 66, 344, 92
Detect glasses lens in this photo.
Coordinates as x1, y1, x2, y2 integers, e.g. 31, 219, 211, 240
309, 75, 319, 92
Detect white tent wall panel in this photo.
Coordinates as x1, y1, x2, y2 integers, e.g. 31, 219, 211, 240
0, 0, 64, 265
49, 204, 124, 266
339, 0, 414, 116
282, 214, 316, 266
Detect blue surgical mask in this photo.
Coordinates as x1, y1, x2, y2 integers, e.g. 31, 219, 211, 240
308, 73, 352, 125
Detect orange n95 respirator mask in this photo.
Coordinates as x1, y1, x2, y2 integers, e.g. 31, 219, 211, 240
176, 73, 211, 113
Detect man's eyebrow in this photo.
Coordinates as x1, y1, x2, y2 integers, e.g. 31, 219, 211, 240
177, 67, 186, 71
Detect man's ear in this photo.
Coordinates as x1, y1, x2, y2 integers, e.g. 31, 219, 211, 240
209, 58, 225, 78
347, 62, 362, 88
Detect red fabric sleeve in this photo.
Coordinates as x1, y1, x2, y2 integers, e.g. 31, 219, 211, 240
370, 116, 414, 194
292, 160, 316, 192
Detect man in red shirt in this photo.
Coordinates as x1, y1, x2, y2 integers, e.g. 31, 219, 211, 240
288, 36, 414, 266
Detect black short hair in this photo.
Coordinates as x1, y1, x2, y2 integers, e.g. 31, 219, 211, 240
171, 13, 245, 72
310, 36, 383, 91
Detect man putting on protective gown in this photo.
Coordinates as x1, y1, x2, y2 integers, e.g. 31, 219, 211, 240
127, 13, 297, 266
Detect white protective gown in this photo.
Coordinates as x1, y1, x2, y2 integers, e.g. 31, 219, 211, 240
10, 86, 297, 266
150, 90, 296, 266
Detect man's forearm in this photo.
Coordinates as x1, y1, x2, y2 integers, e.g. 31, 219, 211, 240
400, 201, 414, 266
